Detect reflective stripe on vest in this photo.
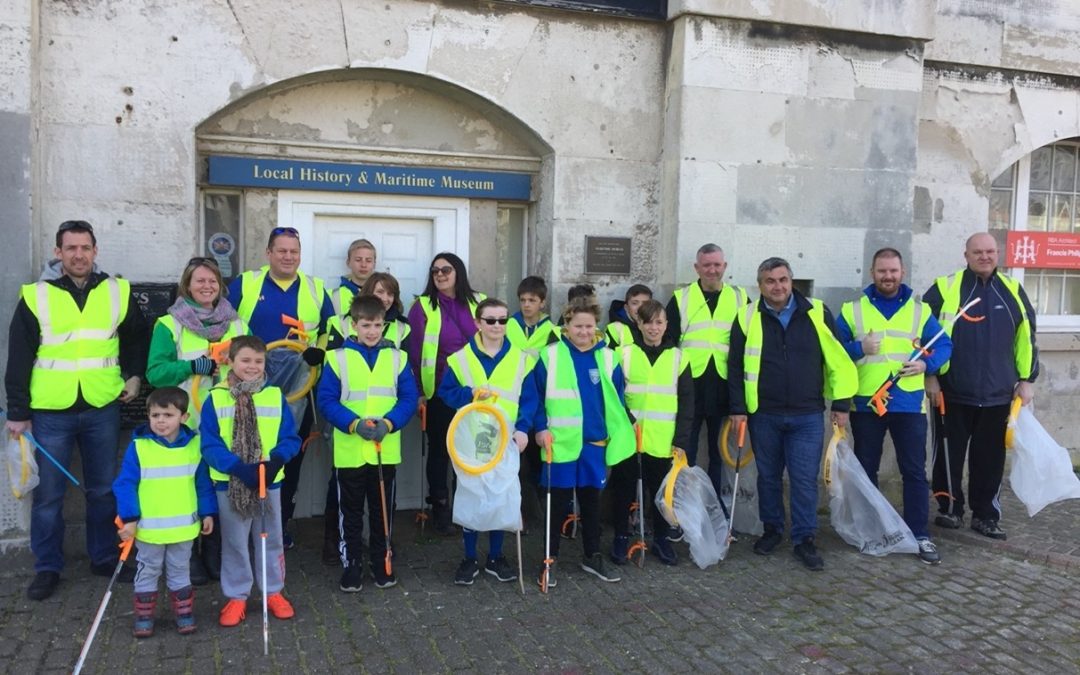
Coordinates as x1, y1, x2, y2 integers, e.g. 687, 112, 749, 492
605, 322, 633, 348
134, 435, 201, 544
415, 294, 485, 398
447, 341, 532, 425
620, 345, 684, 458
22, 278, 130, 409
737, 299, 858, 414
506, 317, 556, 359
158, 314, 247, 413
673, 283, 747, 379
540, 342, 636, 466
933, 271, 1034, 378
332, 286, 355, 315
328, 347, 406, 468
841, 296, 929, 397
236, 267, 325, 344
208, 386, 285, 482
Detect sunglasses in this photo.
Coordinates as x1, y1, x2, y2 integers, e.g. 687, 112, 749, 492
58, 220, 94, 233
479, 317, 509, 325
431, 265, 454, 276
186, 256, 219, 268
271, 226, 299, 236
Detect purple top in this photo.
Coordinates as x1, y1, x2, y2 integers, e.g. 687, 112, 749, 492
407, 293, 478, 395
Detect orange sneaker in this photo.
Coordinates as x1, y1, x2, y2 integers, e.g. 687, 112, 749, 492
219, 599, 246, 627
267, 593, 294, 620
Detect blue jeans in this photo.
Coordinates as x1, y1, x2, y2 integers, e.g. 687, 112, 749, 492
749, 411, 824, 543
850, 412, 930, 539
30, 404, 121, 572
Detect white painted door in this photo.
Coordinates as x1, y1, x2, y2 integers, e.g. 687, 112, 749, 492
277, 191, 470, 516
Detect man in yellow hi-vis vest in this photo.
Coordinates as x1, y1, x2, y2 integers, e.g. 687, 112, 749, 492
5, 220, 148, 601
729, 257, 857, 572
922, 233, 1038, 542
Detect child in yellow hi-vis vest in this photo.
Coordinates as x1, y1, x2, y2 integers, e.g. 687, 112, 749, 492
200, 335, 301, 627
114, 386, 216, 638
317, 295, 419, 593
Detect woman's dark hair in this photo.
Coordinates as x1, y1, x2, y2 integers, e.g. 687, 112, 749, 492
361, 272, 403, 314
421, 252, 479, 308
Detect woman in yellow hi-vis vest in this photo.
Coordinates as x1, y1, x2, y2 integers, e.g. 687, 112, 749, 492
406, 252, 486, 535
533, 298, 636, 587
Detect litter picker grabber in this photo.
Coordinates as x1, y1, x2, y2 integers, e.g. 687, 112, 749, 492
73, 516, 135, 675
627, 425, 647, 567
367, 421, 393, 578
869, 297, 982, 416
25, 431, 81, 489
516, 514, 526, 596
415, 402, 430, 538
560, 491, 580, 539
541, 436, 554, 594
930, 393, 956, 518
726, 420, 747, 545
191, 339, 232, 413
259, 463, 269, 656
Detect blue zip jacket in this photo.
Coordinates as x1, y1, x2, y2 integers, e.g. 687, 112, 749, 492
114, 424, 217, 523
836, 284, 952, 413
531, 335, 628, 443
436, 337, 539, 434
199, 387, 301, 491
316, 339, 419, 435
509, 311, 552, 339
227, 273, 335, 343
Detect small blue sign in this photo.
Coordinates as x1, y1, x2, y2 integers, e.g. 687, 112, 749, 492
207, 156, 532, 200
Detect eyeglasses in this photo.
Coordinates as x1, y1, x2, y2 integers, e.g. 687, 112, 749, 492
431, 265, 454, 276
186, 256, 219, 268
479, 317, 509, 325
58, 220, 94, 233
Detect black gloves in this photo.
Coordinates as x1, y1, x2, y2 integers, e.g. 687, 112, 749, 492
302, 347, 325, 367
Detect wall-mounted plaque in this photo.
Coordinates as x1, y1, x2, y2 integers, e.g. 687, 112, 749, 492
585, 236, 632, 275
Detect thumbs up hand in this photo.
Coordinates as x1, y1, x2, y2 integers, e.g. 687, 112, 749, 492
861, 330, 881, 356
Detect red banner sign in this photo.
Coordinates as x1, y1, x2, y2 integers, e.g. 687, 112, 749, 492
1005, 231, 1080, 269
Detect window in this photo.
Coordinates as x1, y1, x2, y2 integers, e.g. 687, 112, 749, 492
200, 190, 243, 285
990, 139, 1080, 329
495, 205, 528, 304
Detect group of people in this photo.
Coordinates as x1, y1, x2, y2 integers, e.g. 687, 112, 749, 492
5, 221, 1036, 636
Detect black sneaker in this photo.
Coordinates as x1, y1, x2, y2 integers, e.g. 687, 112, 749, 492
339, 563, 363, 592
970, 518, 1007, 541
26, 571, 59, 601
934, 513, 963, 529
536, 561, 557, 589
650, 538, 678, 566
283, 532, 296, 551
793, 539, 824, 571
666, 526, 684, 542
454, 558, 479, 586
916, 538, 942, 565
373, 567, 397, 589
580, 553, 622, 583
753, 528, 782, 556
609, 535, 629, 565
485, 556, 517, 582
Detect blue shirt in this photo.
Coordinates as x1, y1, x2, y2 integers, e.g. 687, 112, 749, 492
436, 337, 539, 434
763, 293, 797, 329
227, 273, 335, 344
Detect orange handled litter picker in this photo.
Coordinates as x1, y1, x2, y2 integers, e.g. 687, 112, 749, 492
259, 463, 269, 656
415, 402, 430, 538
868, 297, 982, 416
930, 393, 956, 517
367, 421, 393, 578
540, 435, 554, 594
73, 517, 136, 674
627, 425, 647, 567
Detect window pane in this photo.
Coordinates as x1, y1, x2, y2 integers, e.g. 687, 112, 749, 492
1051, 194, 1073, 232
203, 192, 242, 284
1029, 146, 1052, 190
989, 189, 1013, 230
991, 165, 1014, 189
1028, 193, 1048, 230
1066, 274, 1080, 315
1045, 272, 1064, 315
1053, 145, 1078, 192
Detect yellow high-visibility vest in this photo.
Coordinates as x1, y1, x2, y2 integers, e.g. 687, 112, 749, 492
673, 283, 748, 379
840, 295, 929, 397
134, 435, 201, 545
505, 317, 555, 358
156, 314, 248, 413
326, 346, 406, 467
413, 293, 486, 398
620, 344, 687, 458
236, 266, 326, 344
447, 339, 534, 426
207, 386, 286, 483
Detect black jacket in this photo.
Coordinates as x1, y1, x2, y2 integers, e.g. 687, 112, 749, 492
727, 291, 850, 416
922, 268, 1039, 407
5, 272, 148, 421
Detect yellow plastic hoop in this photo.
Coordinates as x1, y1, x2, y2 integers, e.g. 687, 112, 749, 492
191, 375, 204, 413
720, 418, 755, 469
822, 423, 844, 488
662, 448, 689, 522
1004, 396, 1022, 450
265, 339, 318, 403
446, 400, 509, 476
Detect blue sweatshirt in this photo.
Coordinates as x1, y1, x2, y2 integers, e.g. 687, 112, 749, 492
199, 387, 301, 490
509, 311, 552, 338
113, 424, 217, 523
836, 284, 952, 414
316, 340, 419, 434
435, 337, 539, 434
227, 273, 335, 343
531, 335, 627, 443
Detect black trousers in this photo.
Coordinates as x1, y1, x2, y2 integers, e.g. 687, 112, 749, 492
610, 453, 672, 537
932, 401, 1010, 521
424, 394, 455, 501
281, 401, 314, 527
337, 465, 397, 568
541, 486, 601, 558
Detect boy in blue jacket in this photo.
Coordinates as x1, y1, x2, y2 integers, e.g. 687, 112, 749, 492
114, 386, 216, 637
317, 295, 419, 592
200, 335, 301, 627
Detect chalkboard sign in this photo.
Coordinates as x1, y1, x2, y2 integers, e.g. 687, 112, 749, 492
119, 282, 178, 428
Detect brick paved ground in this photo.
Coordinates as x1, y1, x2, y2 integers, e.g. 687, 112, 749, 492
1, 481, 1077, 674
